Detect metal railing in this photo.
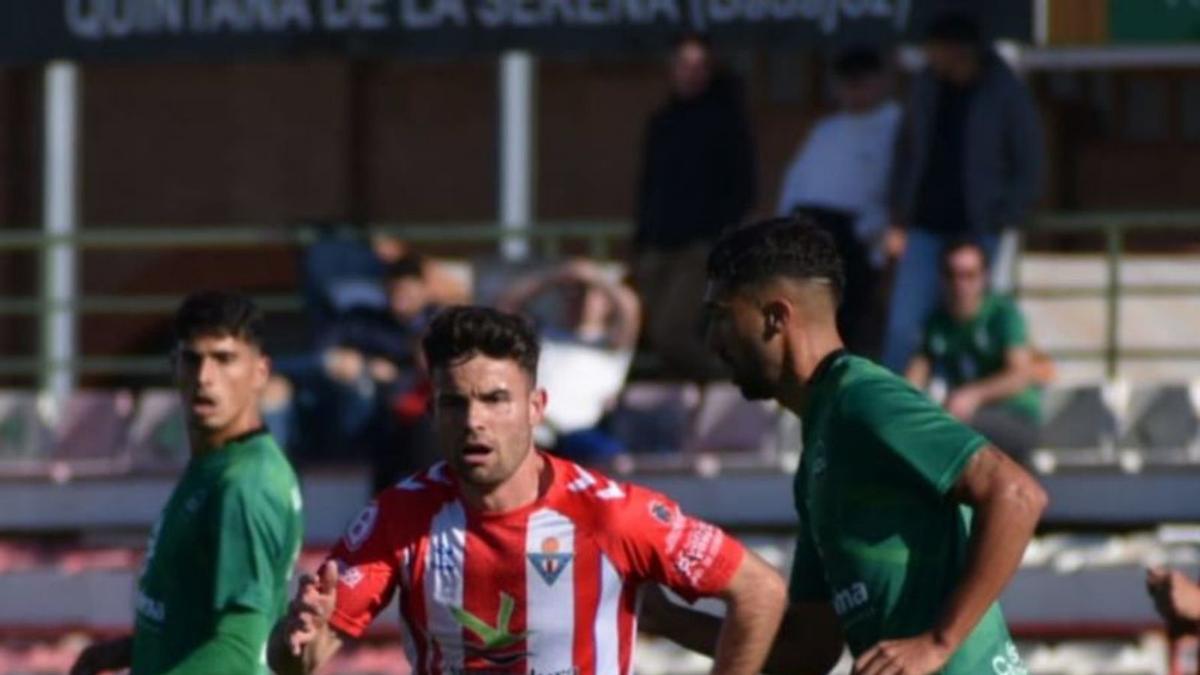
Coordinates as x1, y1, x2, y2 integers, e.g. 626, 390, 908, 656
0, 221, 631, 379
0, 213, 1197, 381
1019, 211, 1200, 377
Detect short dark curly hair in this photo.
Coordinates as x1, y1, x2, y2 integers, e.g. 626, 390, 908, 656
174, 290, 265, 350
422, 306, 540, 380
706, 216, 844, 301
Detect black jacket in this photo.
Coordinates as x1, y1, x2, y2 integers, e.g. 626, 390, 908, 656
635, 76, 756, 250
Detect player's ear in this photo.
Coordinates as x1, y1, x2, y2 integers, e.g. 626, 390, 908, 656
529, 384, 547, 425
761, 299, 790, 339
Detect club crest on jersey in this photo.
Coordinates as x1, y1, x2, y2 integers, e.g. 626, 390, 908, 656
649, 500, 674, 525
527, 536, 572, 586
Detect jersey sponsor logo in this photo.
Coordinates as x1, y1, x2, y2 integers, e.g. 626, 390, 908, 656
671, 520, 724, 587
343, 503, 379, 552
527, 536, 573, 587
648, 500, 674, 525
831, 581, 869, 617
991, 641, 1028, 675
448, 592, 530, 667
135, 589, 166, 623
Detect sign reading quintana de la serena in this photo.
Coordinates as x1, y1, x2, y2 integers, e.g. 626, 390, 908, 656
0, 0, 1029, 62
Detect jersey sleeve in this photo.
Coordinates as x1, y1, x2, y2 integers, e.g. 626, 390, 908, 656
996, 297, 1030, 349
788, 494, 830, 603
207, 477, 293, 615
325, 497, 402, 638
841, 378, 988, 496
605, 485, 745, 603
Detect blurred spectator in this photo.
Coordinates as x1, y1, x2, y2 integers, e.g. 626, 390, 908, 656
634, 32, 755, 380
272, 253, 445, 489
777, 46, 900, 355
905, 240, 1040, 463
882, 11, 1043, 372
499, 259, 640, 465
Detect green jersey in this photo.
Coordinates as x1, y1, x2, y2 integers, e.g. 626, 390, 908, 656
923, 293, 1041, 422
132, 429, 303, 675
791, 352, 1026, 675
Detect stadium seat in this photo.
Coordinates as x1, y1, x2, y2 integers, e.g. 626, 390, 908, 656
1034, 383, 1123, 470
127, 389, 189, 468
51, 390, 136, 465
1120, 383, 1200, 464
608, 382, 700, 457
0, 391, 50, 463
684, 383, 783, 464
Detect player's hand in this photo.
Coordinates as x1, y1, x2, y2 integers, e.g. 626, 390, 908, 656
884, 226, 907, 260
69, 637, 132, 675
286, 560, 340, 656
1147, 567, 1200, 626
945, 387, 982, 421
853, 633, 952, 675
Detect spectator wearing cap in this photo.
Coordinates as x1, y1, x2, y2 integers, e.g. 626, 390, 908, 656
882, 11, 1044, 372
777, 46, 901, 355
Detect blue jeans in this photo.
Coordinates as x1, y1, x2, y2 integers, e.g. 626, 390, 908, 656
881, 229, 998, 372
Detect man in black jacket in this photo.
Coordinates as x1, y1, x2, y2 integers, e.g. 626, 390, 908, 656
634, 33, 756, 380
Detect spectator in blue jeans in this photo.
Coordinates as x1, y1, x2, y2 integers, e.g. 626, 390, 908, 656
882, 11, 1043, 372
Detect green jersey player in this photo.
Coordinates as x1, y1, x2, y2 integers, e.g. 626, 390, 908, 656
71, 291, 303, 675
644, 217, 1046, 675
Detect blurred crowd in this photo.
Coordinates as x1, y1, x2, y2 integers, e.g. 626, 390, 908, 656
267, 10, 1052, 483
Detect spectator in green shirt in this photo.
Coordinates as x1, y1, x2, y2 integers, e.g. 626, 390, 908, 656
906, 239, 1041, 463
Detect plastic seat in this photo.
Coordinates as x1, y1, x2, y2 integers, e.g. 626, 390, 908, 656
685, 383, 782, 460
608, 382, 700, 456
128, 389, 189, 468
0, 391, 50, 462
51, 390, 135, 464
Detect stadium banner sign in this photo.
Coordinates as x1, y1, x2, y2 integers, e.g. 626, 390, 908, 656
0, 0, 1029, 63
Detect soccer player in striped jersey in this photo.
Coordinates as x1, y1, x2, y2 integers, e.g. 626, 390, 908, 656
269, 306, 787, 675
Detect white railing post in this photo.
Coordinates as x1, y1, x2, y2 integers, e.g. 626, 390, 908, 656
42, 61, 81, 401
498, 50, 536, 262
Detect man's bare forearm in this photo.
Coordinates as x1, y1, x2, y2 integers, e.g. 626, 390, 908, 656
641, 587, 843, 675
709, 559, 787, 675
938, 451, 1047, 649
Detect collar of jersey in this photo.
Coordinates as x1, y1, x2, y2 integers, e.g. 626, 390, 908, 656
454, 450, 565, 521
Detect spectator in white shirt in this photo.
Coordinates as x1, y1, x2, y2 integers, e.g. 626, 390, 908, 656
499, 259, 641, 466
777, 46, 901, 355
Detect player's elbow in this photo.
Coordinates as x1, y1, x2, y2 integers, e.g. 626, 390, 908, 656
723, 553, 788, 620
1001, 468, 1048, 527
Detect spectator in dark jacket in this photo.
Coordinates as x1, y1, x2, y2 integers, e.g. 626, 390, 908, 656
881, 11, 1043, 373
634, 33, 756, 380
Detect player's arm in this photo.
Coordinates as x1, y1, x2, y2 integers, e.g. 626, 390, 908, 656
272, 497, 401, 674
159, 610, 271, 675
269, 561, 345, 675
708, 549, 788, 674
1147, 567, 1200, 632
69, 635, 133, 675
642, 587, 843, 675
946, 346, 1034, 419
857, 446, 1047, 674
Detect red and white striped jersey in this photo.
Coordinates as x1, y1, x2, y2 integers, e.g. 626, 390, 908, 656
327, 453, 745, 675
